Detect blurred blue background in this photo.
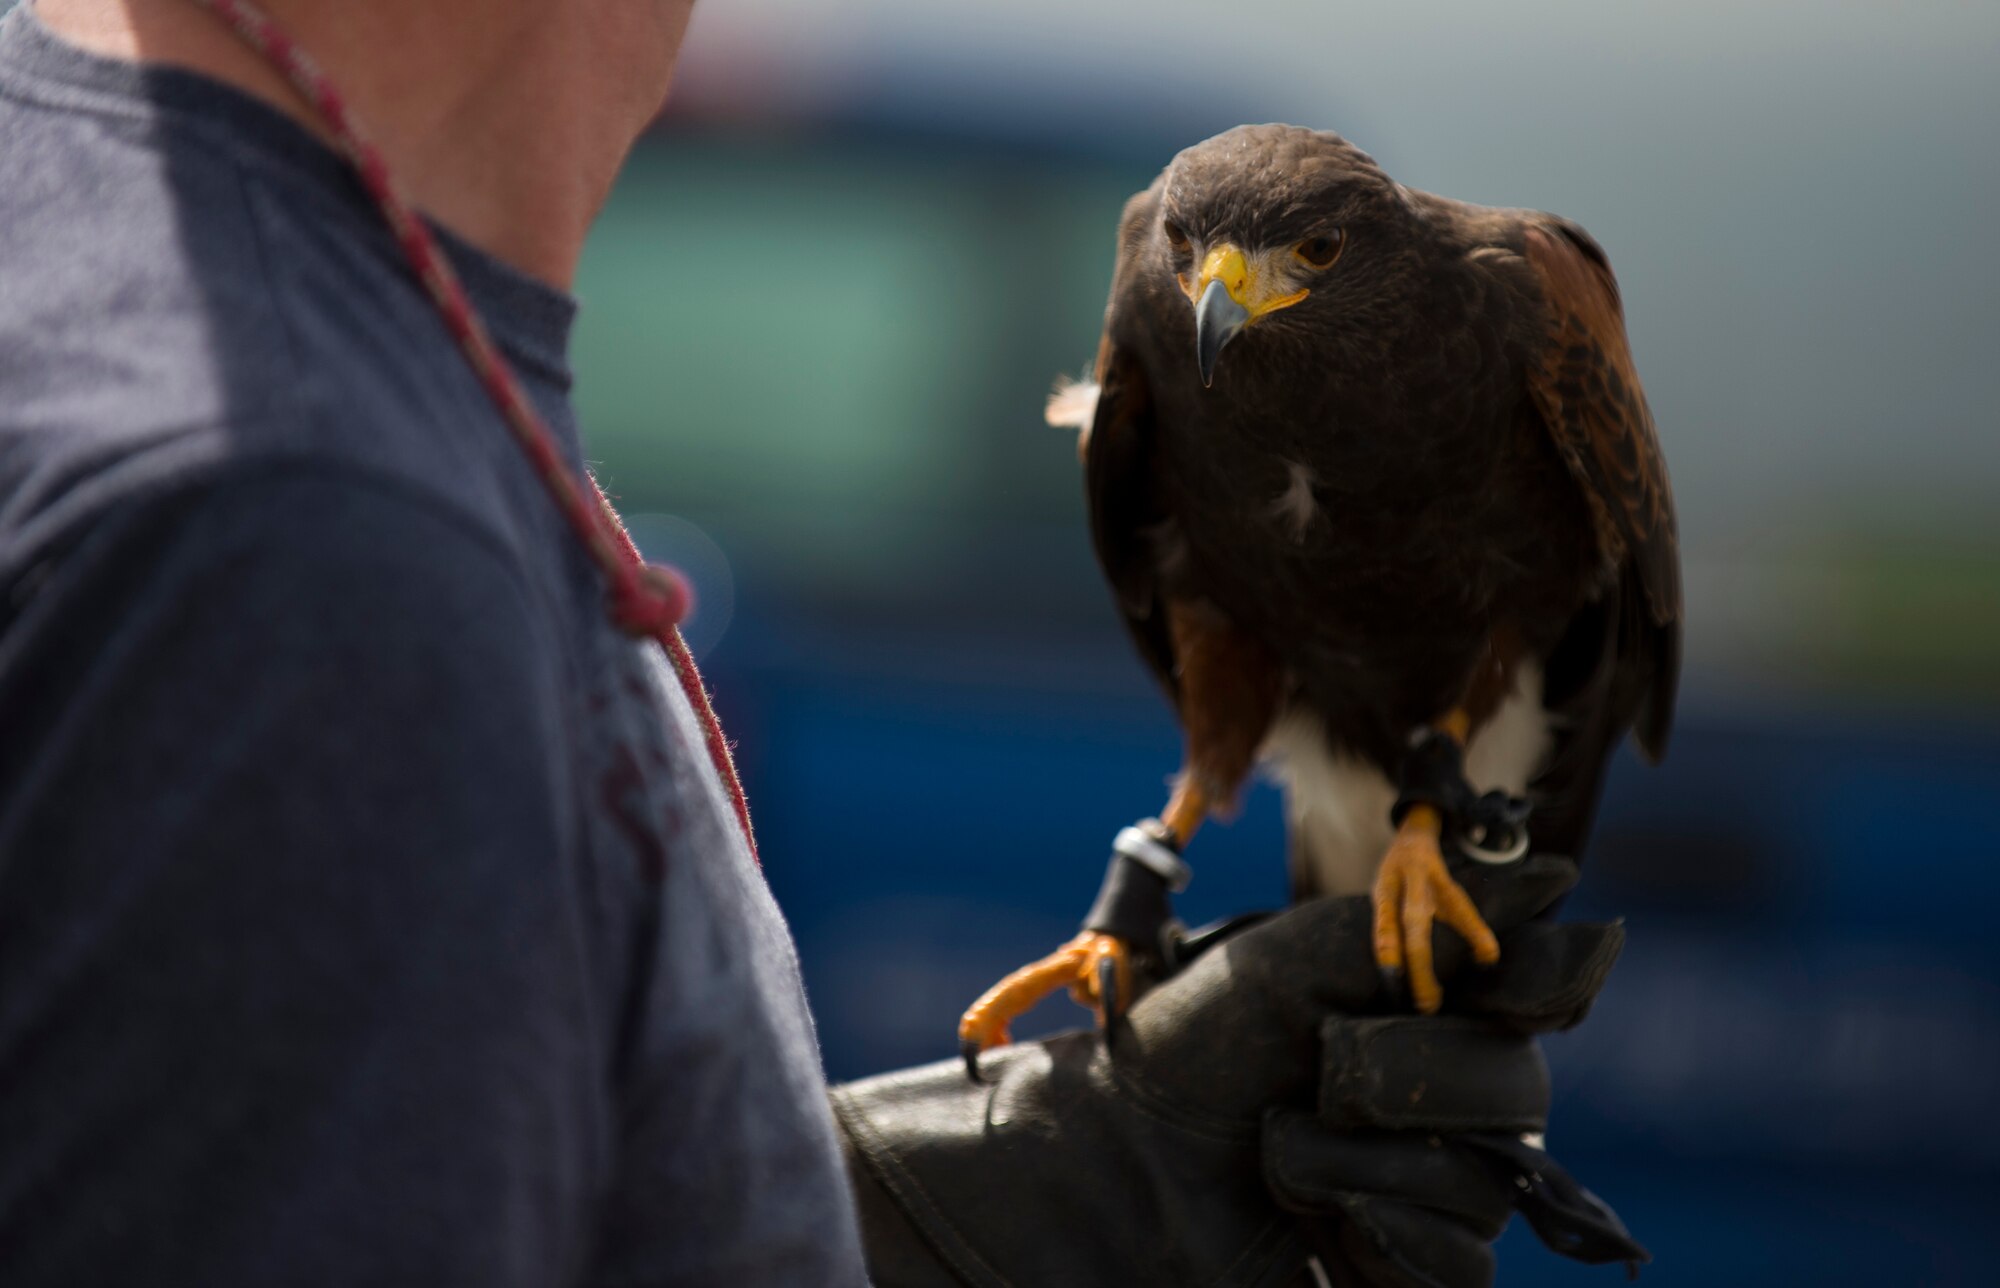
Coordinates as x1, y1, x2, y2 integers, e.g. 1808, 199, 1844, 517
582, 2, 2000, 1282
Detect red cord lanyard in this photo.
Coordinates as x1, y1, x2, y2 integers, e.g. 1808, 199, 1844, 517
181, 0, 759, 863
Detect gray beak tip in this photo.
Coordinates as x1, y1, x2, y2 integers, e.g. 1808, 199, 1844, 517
1194, 279, 1249, 389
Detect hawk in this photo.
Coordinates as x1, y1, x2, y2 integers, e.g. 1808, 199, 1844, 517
962, 124, 1679, 1058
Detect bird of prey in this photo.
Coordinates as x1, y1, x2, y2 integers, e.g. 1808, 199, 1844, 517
961, 124, 1679, 1056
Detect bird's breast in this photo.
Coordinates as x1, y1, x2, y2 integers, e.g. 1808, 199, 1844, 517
1155, 396, 1500, 589
1146, 383, 1599, 767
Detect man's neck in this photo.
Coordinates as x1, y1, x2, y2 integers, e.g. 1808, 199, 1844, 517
34, 0, 694, 288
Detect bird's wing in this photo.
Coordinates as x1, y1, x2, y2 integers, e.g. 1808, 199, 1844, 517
1521, 220, 1683, 764
1076, 334, 1180, 703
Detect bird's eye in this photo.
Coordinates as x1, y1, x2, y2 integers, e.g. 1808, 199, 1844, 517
1294, 231, 1345, 269
1163, 220, 1190, 253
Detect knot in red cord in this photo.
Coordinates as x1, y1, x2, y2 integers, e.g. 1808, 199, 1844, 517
610, 563, 693, 637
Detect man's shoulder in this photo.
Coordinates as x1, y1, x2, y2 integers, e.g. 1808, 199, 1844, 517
5, 461, 543, 663
0, 75, 542, 584
0, 58, 285, 537
0, 408, 534, 620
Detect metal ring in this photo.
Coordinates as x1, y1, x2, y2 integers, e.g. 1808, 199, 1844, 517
1113, 825, 1193, 892
1457, 825, 1530, 866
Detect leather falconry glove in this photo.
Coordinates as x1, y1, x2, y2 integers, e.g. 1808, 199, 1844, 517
833, 855, 1645, 1287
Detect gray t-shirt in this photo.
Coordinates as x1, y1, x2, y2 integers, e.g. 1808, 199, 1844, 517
0, 8, 866, 1284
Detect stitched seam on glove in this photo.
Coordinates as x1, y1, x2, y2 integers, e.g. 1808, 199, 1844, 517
831, 1088, 1017, 1288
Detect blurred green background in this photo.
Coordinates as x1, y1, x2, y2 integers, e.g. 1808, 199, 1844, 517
584, 0, 2000, 708
578, 2, 2000, 1283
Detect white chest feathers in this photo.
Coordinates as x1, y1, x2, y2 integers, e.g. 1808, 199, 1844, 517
1262, 663, 1554, 897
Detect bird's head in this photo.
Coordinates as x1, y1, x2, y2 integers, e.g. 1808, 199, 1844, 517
1154, 125, 1417, 388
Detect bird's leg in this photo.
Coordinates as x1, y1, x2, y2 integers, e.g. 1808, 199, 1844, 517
956, 936, 1122, 1065
957, 782, 1207, 1077
1372, 709, 1502, 1013
1159, 775, 1210, 848
1055, 778, 1208, 1016
959, 598, 1276, 1077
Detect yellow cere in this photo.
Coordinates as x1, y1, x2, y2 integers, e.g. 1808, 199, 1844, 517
1191, 242, 1310, 320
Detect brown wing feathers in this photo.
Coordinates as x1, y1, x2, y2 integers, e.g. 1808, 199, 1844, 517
1522, 222, 1683, 760
1081, 340, 1180, 702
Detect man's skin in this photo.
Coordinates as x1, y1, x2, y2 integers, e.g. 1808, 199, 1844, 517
40, 0, 695, 289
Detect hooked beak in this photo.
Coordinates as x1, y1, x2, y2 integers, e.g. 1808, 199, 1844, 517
1186, 242, 1309, 388
1195, 280, 1248, 388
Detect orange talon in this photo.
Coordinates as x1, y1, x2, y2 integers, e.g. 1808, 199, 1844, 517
1372, 842, 1407, 976
959, 931, 1134, 1078
1064, 932, 1134, 1021
1371, 804, 1499, 1014
961, 784, 1206, 1080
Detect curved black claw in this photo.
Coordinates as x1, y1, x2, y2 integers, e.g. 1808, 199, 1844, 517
1096, 954, 1119, 1043
1378, 964, 1408, 1005
960, 1039, 987, 1085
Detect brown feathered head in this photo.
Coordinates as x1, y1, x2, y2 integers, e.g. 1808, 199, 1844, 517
1153, 124, 1427, 386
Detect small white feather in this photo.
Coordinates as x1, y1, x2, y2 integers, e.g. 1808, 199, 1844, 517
1045, 378, 1099, 427
1045, 378, 1100, 459
1269, 460, 1321, 543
